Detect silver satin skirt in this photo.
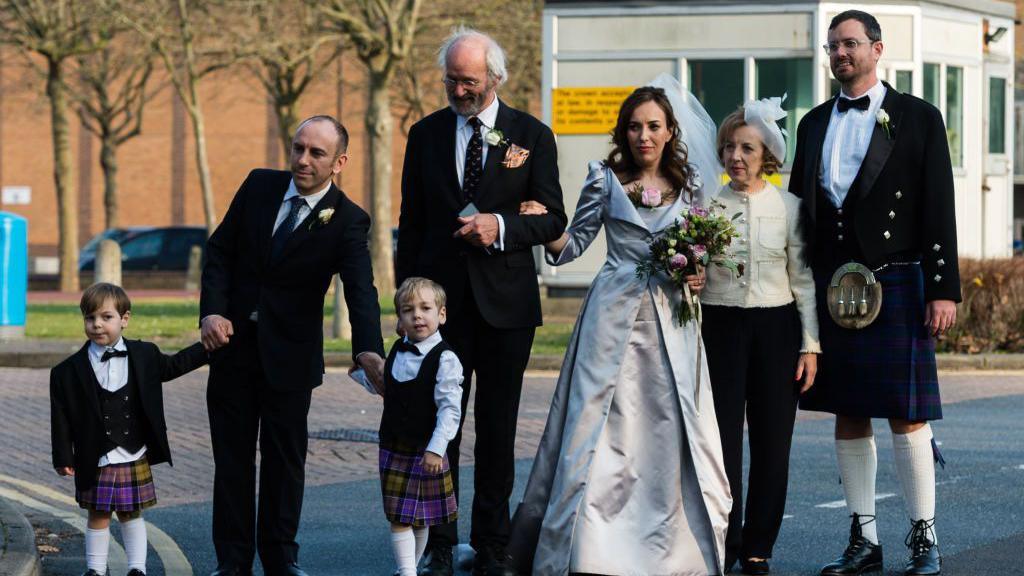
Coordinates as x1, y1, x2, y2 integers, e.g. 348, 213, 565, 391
569, 292, 719, 576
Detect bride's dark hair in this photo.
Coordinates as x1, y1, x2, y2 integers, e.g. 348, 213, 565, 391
605, 86, 699, 201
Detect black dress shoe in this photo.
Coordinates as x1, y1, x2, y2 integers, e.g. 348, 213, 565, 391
724, 552, 738, 574
740, 557, 770, 575
419, 546, 454, 576
820, 514, 884, 575
904, 519, 941, 575
81, 571, 105, 576
209, 567, 252, 576
127, 570, 146, 576
278, 563, 308, 576
472, 545, 516, 576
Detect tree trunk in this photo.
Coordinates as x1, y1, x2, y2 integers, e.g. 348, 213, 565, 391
47, 59, 79, 292
366, 67, 395, 294
99, 133, 119, 230
275, 99, 298, 165
188, 96, 217, 235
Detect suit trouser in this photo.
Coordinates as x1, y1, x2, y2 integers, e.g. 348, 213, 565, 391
429, 286, 536, 551
207, 324, 313, 572
702, 303, 801, 560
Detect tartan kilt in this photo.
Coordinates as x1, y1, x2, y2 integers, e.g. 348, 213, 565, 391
800, 262, 942, 421
379, 442, 457, 527
76, 455, 158, 512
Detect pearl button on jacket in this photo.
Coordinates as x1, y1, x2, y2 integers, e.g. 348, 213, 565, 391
702, 182, 821, 353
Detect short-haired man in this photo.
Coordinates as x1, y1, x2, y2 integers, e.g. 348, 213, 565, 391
789, 10, 960, 576
200, 115, 385, 576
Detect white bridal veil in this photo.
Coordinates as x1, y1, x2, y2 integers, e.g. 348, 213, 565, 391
647, 73, 723, 202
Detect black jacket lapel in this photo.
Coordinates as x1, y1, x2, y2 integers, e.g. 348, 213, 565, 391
802, 100, 834, 225
72, 344, 102, 420
270, 185, 342, 267
259, 179, 290, 265
852, 82, 901, 201
474, 100, 513, 205
440, 110, 462, 204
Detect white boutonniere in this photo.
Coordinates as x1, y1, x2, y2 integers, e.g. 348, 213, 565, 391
484, 127, 507, 147
876, 109, 892, 139
310, 207, 335, 230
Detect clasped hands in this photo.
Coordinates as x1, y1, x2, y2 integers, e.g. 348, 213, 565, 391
453, 213, 499, 247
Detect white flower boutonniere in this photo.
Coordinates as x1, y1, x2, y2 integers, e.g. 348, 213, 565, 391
484, 127, 508, 147
876, 109, 892, 139
310, 207, 335, 230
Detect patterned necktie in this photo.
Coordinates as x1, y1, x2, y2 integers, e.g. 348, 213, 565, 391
100, 348, 128, 362
462, 117, 483, 202
837, 95, 870, 113
270, 196, 305, 260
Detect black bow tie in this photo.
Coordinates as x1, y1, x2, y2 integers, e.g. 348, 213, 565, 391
100, 348, 128, 362
837, 95, 871, 113
395, 339, 422, 356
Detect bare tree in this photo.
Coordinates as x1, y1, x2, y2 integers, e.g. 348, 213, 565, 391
72, 25, 156, 230
316, 0, 423, 294
238, 0, 342, 163
110, 0, 237, 233
0, 0, 106, 291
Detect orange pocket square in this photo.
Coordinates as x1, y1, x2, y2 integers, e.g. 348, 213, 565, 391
502, 144, 530, 168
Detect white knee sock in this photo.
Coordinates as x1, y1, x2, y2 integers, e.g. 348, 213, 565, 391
413, 527, 429, 564
391, 528, 418, 576
85, 527, 110, 574
836, 436, 879, 544
120, 517, 148, 572
893, 425, 938, 545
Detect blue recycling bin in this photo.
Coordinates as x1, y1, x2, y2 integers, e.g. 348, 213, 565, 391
0, 212, 27, 339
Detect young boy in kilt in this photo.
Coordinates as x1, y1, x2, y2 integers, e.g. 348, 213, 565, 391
50, 283, 208, 576
351, 277, 463, 576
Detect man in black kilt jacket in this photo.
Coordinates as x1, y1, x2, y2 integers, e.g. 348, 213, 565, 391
789, 10, 961, 576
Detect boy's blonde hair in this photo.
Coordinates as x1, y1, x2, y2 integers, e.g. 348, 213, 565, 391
80, 282, 132, 316
394, 277, 447, 310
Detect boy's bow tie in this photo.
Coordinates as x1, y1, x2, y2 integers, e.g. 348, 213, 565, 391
101, 348, 128, 362
395, 339, 422, 356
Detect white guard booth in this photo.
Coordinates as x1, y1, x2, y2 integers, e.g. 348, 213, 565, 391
540, 0, 1017, 293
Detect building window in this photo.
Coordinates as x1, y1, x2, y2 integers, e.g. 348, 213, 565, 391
688, 59, 744, 128
755, 58, 813, 165
989, 77, 1006, 155
946, 66, 963, 167
923, 63, 940, 108
895, 70, 912, 94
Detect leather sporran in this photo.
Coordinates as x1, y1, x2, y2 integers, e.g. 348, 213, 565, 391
827, 262, 883, 329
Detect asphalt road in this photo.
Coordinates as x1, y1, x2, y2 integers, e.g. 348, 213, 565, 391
7, 373, 1024, 576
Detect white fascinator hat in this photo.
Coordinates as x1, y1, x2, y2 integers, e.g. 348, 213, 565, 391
743, 94, 788, 163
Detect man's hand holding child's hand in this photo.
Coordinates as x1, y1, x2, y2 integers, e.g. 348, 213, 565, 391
55, 466, 75, 476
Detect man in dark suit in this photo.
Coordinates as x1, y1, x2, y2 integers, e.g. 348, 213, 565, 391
789, 11, 960, 576
200, 115, 385, 576
397, 28, 566, 576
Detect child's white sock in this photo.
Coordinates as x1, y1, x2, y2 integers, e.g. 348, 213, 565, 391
85, 526, 110, 574
836, 436, 879, 544
893, 425, 938, 545
413, 527, 429, 564
121, 516, 148, 572
391, 528, 417, 576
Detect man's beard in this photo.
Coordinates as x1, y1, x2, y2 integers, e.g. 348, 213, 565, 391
448, 88, 490, 116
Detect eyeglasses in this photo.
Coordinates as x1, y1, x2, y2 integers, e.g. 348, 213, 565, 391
822, 38, 876, 55
442, 77, 481, 89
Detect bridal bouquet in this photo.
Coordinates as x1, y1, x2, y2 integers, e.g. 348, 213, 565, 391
636, 200, 744, 326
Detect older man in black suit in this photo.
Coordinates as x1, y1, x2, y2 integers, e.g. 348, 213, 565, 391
200, 115, 385, 576
397, 27, 566, 576
790, 10, 960, 576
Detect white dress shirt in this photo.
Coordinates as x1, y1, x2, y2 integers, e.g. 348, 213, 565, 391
88, 337, 148, 466
351, 331, 464, 457
820, 80, 887, 207
455, 96, 505, 250
273, 179, 332, 234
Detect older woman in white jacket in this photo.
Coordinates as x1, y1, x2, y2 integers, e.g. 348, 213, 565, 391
700, 99, 821, 576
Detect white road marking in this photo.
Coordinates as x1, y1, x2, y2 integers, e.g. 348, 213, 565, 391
0, 473, 192, 575
0, 484, 128, 573
815, 493, 896, 509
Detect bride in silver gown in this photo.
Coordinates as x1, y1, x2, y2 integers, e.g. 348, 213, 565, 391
508, 75, 732, 576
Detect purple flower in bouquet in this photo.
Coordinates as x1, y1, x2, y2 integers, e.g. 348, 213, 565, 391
641, 187, 662, 208
689, 206, 708, 218
691, 244, 707, 262
669, 253, 688, 270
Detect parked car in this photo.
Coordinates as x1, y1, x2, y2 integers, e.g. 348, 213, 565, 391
79, 226, 207, 272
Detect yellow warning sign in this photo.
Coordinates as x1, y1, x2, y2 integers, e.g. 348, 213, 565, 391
552, 87, 634, 135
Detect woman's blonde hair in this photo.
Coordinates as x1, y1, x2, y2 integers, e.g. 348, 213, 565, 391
716, 108, 781, 176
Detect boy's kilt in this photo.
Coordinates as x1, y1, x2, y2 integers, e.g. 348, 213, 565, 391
76, 455, 158, 512
379, 442, 457, 527
801, 263, 942, 421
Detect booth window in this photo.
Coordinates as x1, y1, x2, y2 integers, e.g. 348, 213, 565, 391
946, 66, 963, 167
756, 58, 813, 165
688, 59, 744, 128
989, 77, 1006, 155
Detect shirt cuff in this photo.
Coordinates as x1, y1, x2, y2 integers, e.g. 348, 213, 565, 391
493, 213, 505, 251
425, 432, 449, 457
